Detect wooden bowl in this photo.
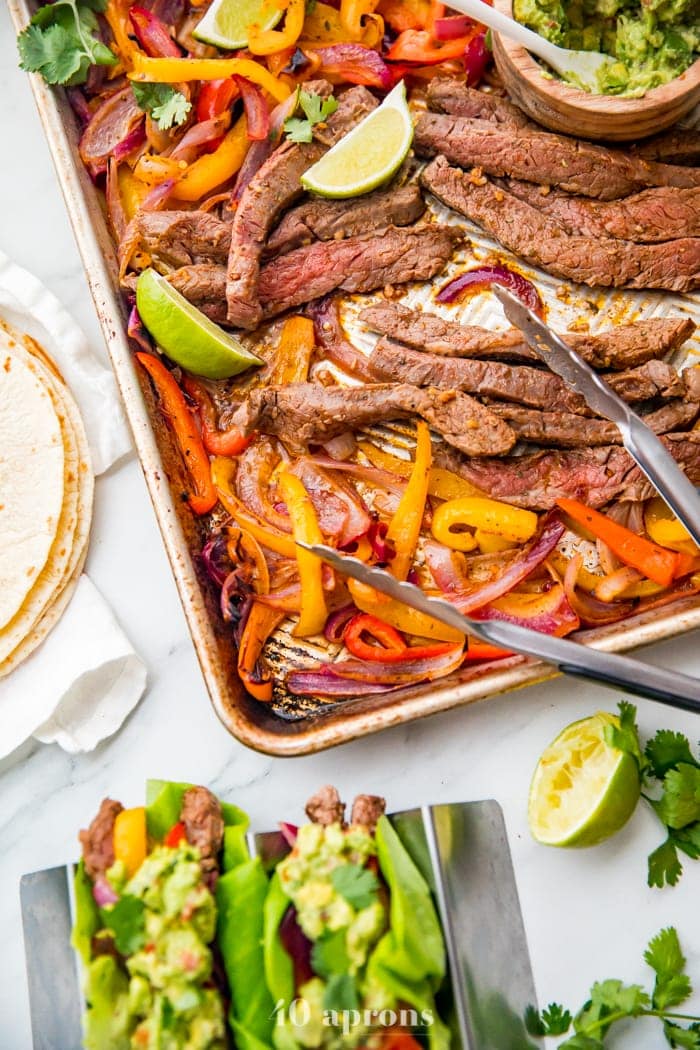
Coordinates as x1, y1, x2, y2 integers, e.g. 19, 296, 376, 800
492, 0, 700, 141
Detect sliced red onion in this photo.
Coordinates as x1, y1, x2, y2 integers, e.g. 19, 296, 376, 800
200, 534, 231, 588
368, 519, 396, 562
67, 87, 92, 128
113, 123, 147, 166
324, 644, 464, 684
287, 669, 401, 697
313, 44, 392, 89
322, 431, 357, 461
106, 158, 127, 242
311, 455, 405, 497
129, 5, 182, 57
307, 297, 374, 380
232, 89, 300, 202
469, 584, 579, 636
80, 86, 145, 177
170, 115, 230, 162
592, 566, 644, 604
92, 875, 118, 907
127, 304, 153, 354
463, 31, 491, 86
563, 555, 634, 625
141, 177, 177, 211
324, 603, 357, 642
234, 75, 270, 142
279, 822, 299, 847
279, 906, 314, 990
290, 458, 371, 548
433, 15, 474, 39
424, 539, 469, 593
437, 264, 544, 318
151, 0, 185, 26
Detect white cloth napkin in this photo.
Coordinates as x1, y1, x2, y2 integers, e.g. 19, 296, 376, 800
0, 251, 147, 757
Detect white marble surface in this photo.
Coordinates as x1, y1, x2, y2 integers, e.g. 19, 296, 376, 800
2, 12, 700, 1047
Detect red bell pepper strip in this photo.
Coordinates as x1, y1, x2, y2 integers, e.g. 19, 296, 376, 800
196, 78, 240, 151
464, 640, 512, 661
136, 353, 217, 515
128, 6, 182, 57
164, 821, 187, 847
386, 28, 478, 63
557, 498, 682, 587
343, 613, 455, 663
182, 375, 255, 456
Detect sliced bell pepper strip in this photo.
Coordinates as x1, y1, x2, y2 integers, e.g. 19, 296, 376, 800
385, 421, 432, 580
343, 612, 454, 662
128, 54, 291, 102
269, 316, 315, 384
358, 441, 485, 500
557, 497, 681, 587
475, 529, 513, 554
113, 807, 147, 877
136, 352, 217, 515
278, 472, 328, 637
212, 456, 297, 558
248, 0, 305, 55
464, 639, 512, 661
117, 164, 150, 220
182, 376, 255, 456
196, 77, 239, 122
340, 0, 380, 39
386, 28, 477, 63
377, 0, 431, 32
128, 6, 181, 57
227, 526, 271, 596
105, 0, 137, 65
171, 115, 249, 201
238, 601, 285, 702
644, 497, 699, 556
431, 497, 538, 552
164, 821, 187, 847
347, 578, 464, 643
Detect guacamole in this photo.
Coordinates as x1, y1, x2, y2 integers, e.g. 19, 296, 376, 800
514, 0, 700, 96
84, 844, 227, 1050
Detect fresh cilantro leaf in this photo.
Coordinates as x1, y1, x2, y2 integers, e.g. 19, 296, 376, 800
574, 980, 650, 1040
604, 702, 645, 771
653, 765, 700, 830
559, 1035, 604, 1050
283, 116, 314, 143
102, 895, 146, 955
311, 929, 350, 980
524, 1004, 546, 1036
648, 836, 683, 888
646, 731, 700, 780
284, 90, 338, 143
664, 1022, 700, 1049
672, 822, 700, 860
330, 863, 379, 911
645, 928, 692, 1010
323, 973, 359, 1013
132, 83, 191, 131
17, 0, 115, 86
537, 1003, 572, 1036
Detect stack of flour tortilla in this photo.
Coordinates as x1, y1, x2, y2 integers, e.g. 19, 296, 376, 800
0, 318, 93, 676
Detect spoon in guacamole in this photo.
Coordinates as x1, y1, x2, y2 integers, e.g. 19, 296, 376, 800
445, 0, 616, 92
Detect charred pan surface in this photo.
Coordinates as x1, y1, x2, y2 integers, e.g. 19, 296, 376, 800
421, 157, 700, 291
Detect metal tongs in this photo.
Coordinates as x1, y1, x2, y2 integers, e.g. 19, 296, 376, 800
298, 293, 700, 712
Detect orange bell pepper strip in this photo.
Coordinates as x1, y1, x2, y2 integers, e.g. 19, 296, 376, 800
385, 421, 431, 580
557, 498, 682, 587
212, 456, 297, 558
227, 526, 271, 595
238, 601, 285, 702
248, 0, 305, 55
269, 316, 315, 384
278, 472, 328, 636
136, 352, 217, 515
113, 808, 147, 877
172, 115, 249, 202
386, 28, 475, 62
129, 54, 291, 102
464, 640, 512, 661
343, 612, 455, 662
182, 376, 256, 456
358, 441, 485, 500
340, 0, 380, 39
164, 821, 187, 847
377, 0, 430, 32
347, 578, 464, 643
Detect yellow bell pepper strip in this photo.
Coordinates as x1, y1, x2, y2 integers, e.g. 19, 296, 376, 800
248, 0, 305, 55
378, 0, 431, 32
385, 422, 432, 580
340, 0, 380, 39
227, 526, 271, 595
105, 0, 138, 66
129, 54, 291, 102
431, 497, 538, 553
238, 601, 285, 702
300, 2, 346, 42
645, 497, 699, 556
118, 164, 151, 219
269, 316, 315, 384
171, 115, 249, 201
112, 808, 147, 877
278, 472, 328, 637
475, 529, 513, 554
134, 153, 186, 187
212, 457, 297, 558
347, 578, 464, 642
136, 352, 217, 515
557, 498, 682, 587
358, 441, 485, 500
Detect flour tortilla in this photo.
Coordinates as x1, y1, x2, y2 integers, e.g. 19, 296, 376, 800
0, 325, 93, 675
0, 333, 64, 631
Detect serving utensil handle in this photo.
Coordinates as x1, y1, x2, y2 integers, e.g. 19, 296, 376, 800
444, 0, 562, 63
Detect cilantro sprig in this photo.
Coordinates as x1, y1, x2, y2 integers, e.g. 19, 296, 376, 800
284, 90, 338, 143
526, 928, 700, 1048
18, 0, 116, 87
132, 83, 191, 131
330, 862, 379, 911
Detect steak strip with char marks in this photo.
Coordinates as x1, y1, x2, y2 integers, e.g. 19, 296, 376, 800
222, 381, 516, 456
181, 786, 225, 878
426, 78, 531, 127
360, 301, 695, 369
415, 113, 700, 199
79, 798, 124, 881
421, 156, 700, 292
226, 84, 378, 329
632, 129, 700, 166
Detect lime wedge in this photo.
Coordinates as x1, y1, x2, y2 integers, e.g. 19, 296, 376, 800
193, 0, 282, 50
136, 269, 262, 381
528, 711, 640, 848
301, 81, 414, 199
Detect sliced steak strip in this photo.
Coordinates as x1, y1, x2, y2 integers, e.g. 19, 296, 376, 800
501, 179, 700, 244
421, 157, 700, 292
165, 264, 228, 323
222, 381, 516, 455
434, 434, 700, 510
306, 785, 345, 825
126, 210, 231, 272
226, 84, 378, 329
415, 114, 700, 199
492, 399, 700, 448
265, 183, 425, 257
360, 301, 695, 370
181, 786, 225, 876
632, 129, 700, 166
258, 224, 462, 319
350, 795, 386, 830
607, 359, 689, 402
79, 798, 124, 881
426, 78, 531, 128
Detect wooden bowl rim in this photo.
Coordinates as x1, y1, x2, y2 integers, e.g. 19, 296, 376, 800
493, 0, 700, 115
